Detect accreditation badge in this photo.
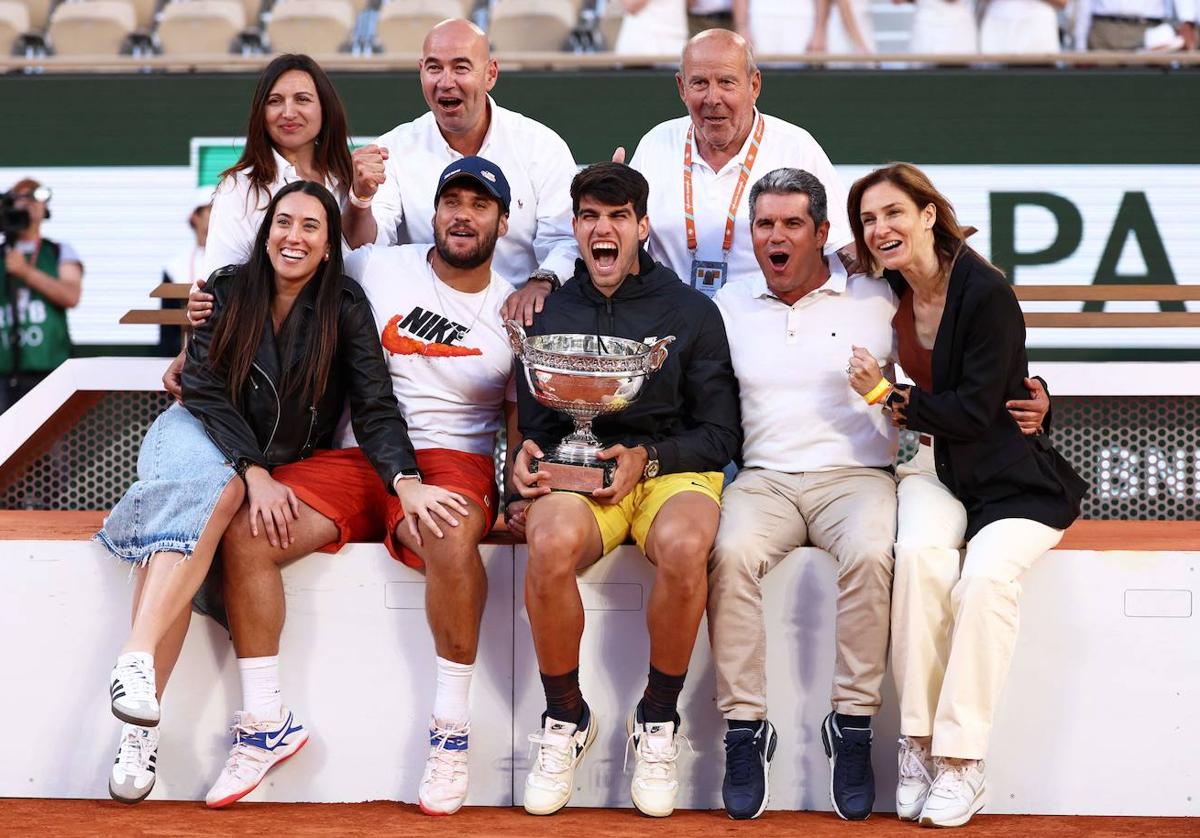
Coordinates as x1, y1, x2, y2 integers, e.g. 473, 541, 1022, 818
689, 259, 728, 298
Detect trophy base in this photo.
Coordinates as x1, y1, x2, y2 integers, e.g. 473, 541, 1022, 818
531, 455, 615, 495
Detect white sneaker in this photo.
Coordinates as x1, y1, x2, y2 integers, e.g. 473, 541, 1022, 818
205, 708, 309, 809
626, 708, 686, 818
523, 705, 597, 816
895, 736, 934, 821
110, 654, 159, 727
919, 758, 986, 827
418, 718, 470, 816
109, 724, 159, 804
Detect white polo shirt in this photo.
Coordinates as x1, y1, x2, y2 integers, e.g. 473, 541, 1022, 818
714, 258, 898, 473
204, 148, 341, 277
340, 243, 517, 456
630, 111, 852, 288
369, 97, 579, 288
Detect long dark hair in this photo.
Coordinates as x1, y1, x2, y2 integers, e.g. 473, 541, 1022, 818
221, 54, 353, 210
208, 181, 345, 407
847, 162, 968, 278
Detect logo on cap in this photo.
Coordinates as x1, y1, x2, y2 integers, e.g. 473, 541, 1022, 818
442, 168, 462, 181
481, 170, 496, 183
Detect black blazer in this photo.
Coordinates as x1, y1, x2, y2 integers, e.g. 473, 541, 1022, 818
887, 249, 1088, 539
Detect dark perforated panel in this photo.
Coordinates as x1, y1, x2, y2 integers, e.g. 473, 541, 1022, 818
3, 393, 1195, 520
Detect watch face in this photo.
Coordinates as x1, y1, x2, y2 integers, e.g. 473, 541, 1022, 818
645, 461, 660, 479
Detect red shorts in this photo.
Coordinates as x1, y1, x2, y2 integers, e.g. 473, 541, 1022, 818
271, 447, 498, 569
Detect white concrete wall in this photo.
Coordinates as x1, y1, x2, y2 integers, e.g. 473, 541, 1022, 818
2, 538, 1196, 815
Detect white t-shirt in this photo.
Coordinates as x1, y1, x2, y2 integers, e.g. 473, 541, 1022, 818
614, 0, 688, 55
369, 98, 579, 288
714, 258, 899, 473
630, 111, 852, 289
204, 148, 341, 278
339, 243, 517, 456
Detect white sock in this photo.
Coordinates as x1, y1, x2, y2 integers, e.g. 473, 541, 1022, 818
432, 657, 474, 727
238, 656, 282, 720
117, 651, 155, 671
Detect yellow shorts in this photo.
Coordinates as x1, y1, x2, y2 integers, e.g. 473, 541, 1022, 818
565, 471, 725, 556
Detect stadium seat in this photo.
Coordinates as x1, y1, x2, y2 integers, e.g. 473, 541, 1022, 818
16, 0, 52, 30
265, 0, 353, 53
157, 0, 245, 53
375, 0, 468, 53
488, 0, 575, 52
47, 0, 137, 54
0, 0, 31, 51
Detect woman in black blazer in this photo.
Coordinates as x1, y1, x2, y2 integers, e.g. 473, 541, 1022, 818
844, 163, 1087, 829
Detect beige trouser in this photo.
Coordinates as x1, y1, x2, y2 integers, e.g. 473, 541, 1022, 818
1087, 17, 1152, 51
708, 466, 897, 719
893, 445, 1064, 759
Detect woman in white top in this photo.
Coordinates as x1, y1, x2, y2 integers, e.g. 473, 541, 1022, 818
979, 0, 1065, 54
165, 54, 354, 397
904, 0, 978, 54
613, 0, 688, 56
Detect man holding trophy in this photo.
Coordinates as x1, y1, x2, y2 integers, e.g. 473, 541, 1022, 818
509, 162, 741, 817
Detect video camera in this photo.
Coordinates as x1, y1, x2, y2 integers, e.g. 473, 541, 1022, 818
0, 184, 52, 250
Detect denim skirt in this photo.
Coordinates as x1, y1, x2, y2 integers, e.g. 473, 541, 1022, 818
96, 403, 237, 565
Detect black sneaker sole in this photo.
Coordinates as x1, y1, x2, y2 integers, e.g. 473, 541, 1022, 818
109, 776, 155, 805
821, 714, 871, 822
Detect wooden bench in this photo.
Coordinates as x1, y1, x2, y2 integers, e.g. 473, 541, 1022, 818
1016, 283, 1200, 327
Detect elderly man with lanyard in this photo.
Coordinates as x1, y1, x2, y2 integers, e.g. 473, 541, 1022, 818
624, 28, 855, 297
343, 17, 577, 325
708, 168, 1052, 821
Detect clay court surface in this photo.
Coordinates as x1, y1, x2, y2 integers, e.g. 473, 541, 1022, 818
3, 802, 1196, 837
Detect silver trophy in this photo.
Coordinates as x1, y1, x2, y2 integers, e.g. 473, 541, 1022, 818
506, 321, 675, 494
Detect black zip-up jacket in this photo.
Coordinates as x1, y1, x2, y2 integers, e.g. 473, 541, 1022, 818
181, 265, 418, 490
517, 250, 742, 474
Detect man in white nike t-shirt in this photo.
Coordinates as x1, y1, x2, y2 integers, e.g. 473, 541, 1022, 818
214, 156, 521, 817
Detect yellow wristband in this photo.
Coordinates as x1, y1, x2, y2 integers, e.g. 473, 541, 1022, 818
864, 378, 892, 405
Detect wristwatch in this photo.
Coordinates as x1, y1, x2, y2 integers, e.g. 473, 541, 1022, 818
528, 269, 561, 291
642, 444, 660, 480
392, 470, 422, 493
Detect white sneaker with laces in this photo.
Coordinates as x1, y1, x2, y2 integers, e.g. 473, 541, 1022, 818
895, 736, 934, 820
205, 708, 309, 809
523, 707, 597, 816
110, 655, 159, 727
109, 723, 159, 804
418, 718, 470, 816
626, 710, 687, 818
919, 758, 986, 827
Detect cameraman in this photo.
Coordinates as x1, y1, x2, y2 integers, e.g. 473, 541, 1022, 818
0, 178, 83, 413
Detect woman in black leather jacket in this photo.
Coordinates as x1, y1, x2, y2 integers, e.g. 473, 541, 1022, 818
96, 181, 416, 803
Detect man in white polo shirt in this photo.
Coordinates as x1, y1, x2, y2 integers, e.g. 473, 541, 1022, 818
342, 17, 577, 324
628, 28, 852, 297
708, 167, 896, 822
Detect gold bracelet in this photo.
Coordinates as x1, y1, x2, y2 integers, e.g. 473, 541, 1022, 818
863, 378, 892, 405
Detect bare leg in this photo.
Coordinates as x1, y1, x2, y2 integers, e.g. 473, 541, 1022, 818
121, 480, 245, 661
220, 501, 338, 658
643, 492, 719, 674
396, 503, 489, 664
523, 494, 604, 676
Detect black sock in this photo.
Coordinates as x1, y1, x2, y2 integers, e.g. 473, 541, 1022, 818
541, 668, 583, 725
727, 719, 760, 732
835, 712, 871, 730
640, 664, 687, 723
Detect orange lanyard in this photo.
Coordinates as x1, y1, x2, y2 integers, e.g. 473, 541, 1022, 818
684, 113, 766, 257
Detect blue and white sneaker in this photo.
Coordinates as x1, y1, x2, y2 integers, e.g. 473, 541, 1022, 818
205, 708, 309, 808
419, 718, 470, 815
821, 712, 874, 820
722, 720, 777, 819
523, 703, 597, 815
109, 723, 159, 804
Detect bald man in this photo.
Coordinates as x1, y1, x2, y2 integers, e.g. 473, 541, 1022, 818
343, 18, 578, 324
628, 29, 854, 297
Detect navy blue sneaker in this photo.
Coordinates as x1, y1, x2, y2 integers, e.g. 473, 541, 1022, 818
722, 720, 778, 820
820, 712, 874, 820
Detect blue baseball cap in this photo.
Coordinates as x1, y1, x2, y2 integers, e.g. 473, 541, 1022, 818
435, 156, 511, 213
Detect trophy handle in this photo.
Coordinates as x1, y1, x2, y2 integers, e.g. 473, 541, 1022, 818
645, 335, 675, 372
504, 320, 527, 359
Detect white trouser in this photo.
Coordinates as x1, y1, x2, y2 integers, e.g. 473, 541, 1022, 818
892, 444, 1063, 759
